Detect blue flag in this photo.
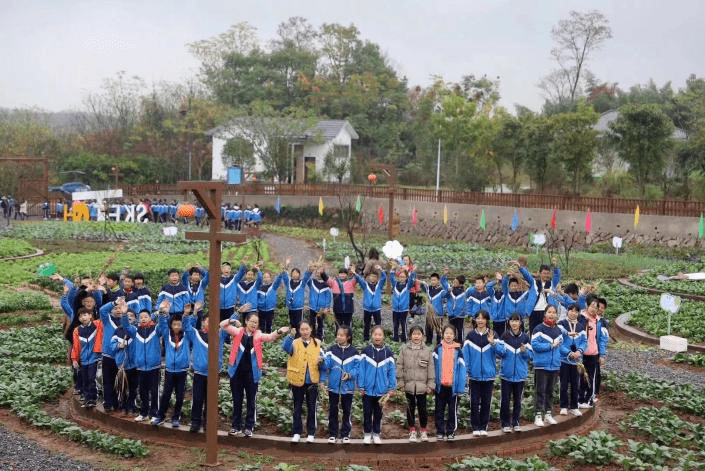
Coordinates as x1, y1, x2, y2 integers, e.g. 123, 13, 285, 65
511, 209, 519, 232
275, 196, 281, 215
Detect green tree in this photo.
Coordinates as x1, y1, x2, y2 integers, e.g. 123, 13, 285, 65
609, 103, 675, 197
522, 113, 557, 192
551, 100, 600, 193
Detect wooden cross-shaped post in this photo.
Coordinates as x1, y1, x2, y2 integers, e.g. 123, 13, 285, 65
177, 181, 247, 466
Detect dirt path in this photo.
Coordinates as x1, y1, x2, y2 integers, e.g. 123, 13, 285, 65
262, 232, 324, 269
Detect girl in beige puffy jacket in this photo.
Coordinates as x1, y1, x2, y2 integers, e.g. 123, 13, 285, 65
396, 325, 436, 442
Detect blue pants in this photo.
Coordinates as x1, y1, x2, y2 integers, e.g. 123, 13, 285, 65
157, 371, 186, 421
529, 310, 544, 338
493, 320, 507, 339
292, 383, 318, 436
363, 310, 381, 341
500, 379, 525, 428
309, 310, 325, 340
220, 307, 234, 322
579, 355, 600, 404
121, 368, 138, 413
138, 369, 160, 417
470, 380, 494, 431
289, 309, 303, 328
191, 373, 208, 428
328, 392, 353, 439
80, 362, 98, 403
560, 363, 579, 409
392, 311, 408, 342
101, 356, 118, 409
449, 317, 465, 342
230, 369, 259, 431
435, 385, 457, 435
362, 395, 383, 435
258, 310, 274, 334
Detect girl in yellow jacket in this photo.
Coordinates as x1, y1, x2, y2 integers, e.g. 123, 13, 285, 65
282, 320, 323, 443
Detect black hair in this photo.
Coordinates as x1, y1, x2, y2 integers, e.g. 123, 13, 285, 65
189, 267, 201, 276
564, 283, 579, 295
455, 275, 466, 286
597, 297, 608, 309
338, 267, 348, 274
367, 248, 379, 260
222, 261, 231, 267
244, 311, 259, 323
475, 275, 486, 282
585, 294, 598, 307
409, 325, 425, 336
442, 324, 457, 336
430, 272, 440, 279
336, 325, 352, 343
167, 268, 179, 276
123, 272, 134, 280
77, 307, 92, 317
539, 264, 551, 273
566, 303, 579, 312
290, 267, 301, 276
297, 320, 319, 345
133, 272, 144, 281
472, 310, 491, 329
509, 277, 519, 285
107, 272, 120, 282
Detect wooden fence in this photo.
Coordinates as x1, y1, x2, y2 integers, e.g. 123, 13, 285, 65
122, 182, 705, 217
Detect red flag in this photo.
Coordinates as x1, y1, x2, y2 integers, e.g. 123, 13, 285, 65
378, 206, 384, 224
550, 207, 557, 231
585, 209, 592, 234
411, 207, 417, 225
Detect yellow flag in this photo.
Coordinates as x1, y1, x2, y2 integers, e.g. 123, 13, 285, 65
634, 205, 640, 228
443, 205, 448, 224
318, 197, 324, 216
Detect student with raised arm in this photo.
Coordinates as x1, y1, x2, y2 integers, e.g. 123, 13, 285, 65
419, 272, 448, 345
353, 263, 388, 342
527, 257, 561, 335
389, 263, 416, 342
531, 305, 563, 427
441, 270, 469, 342
281, 257, 313, 328
257, 269, 285, 334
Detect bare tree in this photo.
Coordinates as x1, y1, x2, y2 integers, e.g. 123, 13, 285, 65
541, 10, 613, 104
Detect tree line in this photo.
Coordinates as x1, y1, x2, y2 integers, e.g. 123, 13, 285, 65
1, 13, 704, 200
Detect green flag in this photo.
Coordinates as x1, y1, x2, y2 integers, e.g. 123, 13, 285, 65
480, 209, 486, 230
699, 213, 704, 239
355, 195, 362, 213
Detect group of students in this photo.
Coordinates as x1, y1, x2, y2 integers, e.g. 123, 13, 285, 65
56, 251, 609, 443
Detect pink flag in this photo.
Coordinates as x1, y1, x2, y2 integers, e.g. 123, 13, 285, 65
585, 209, 592, 234
378, 206, 384, 224
411, 207, 417, 225
550, 207, 557, 231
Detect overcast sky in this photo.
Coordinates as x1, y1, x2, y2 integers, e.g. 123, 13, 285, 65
1, 0, 703, 114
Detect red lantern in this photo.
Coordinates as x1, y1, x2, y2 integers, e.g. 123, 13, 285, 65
368, 173, 377, 184
177, 203, 196, 218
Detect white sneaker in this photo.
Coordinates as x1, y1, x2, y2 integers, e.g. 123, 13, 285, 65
420, 430, 428, 442
569, 409, 583, 416
409, 430, 418, 442
559, 408, 568, 415
291, 434, 300, 443
513, 425, 522, 432
544, 413, 557, 425
372, 434, 382, 445
472, 430, 481, 436
363, 434, 372, 445
479, 430, 488, 436
134, 415, 146, 422
327, 436, 336, 444
306, 435, 315, 443
342, 437, 350, 444
534, 414, 544, 427
502, 426, 512, 433
578, 402, 592, 409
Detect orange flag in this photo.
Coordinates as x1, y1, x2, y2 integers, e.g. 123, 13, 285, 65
550, 208, 557, 231
378, 206, 384, 224
585, 209, 592, 233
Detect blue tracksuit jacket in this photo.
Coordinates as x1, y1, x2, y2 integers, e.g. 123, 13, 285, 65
110, 325, 137, 370
389, 270, 416, 312
465, 281, 497, 318
558, 318, 587, 365
320, 344, 359, 395
432, 343, 467, 395
121, 314, 161, 371
157, 313, 191, 373
463, 329, 500, 382
218, 264, 246, 309
184, 314, 223, 376
236, 272, 262, 311
531, 323, 563, 371
257, 273, 285, 311
282, 271, 312, 310
98, 302, 123, 359
156, 282, 189, 314
497, 330, 533, 382
499, 268, 538, 322
308, 277, 332, 312
354, 271, 388, 312
357, 344, 396, 396
420, 281, 447, 317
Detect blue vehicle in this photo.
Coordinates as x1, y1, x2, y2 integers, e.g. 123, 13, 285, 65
48, 182, 91, 197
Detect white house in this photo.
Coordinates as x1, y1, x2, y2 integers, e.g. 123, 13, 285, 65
208, 118, 358, 183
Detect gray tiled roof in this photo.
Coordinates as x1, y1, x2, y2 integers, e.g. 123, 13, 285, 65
304, 120, 359, 140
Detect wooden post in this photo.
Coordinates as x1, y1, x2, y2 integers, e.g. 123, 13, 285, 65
177, 181, 248, 467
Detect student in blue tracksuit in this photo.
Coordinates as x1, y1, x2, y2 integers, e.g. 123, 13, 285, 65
182, 266, 208, 327
156, 269, 189, 317
151, 305, 193, 428
110, 309, 138, 415
531, 304, 563, 427
556, 283, 588, 311
389, 267, 416, 342
420, 273, 447, 345
98, 299, 128, 412
558, 304, 587, 416
235, 263, 263, 321
218, 262, 246, 321
463, 310, 500, 435
465, 275, 498, 318
308, 267, 332, 340
184, 309, 224, 433
320, 325, 359, 444
526, 257, 561, 335
354, 266, 388, 342
281, 259, 312, 328
433, 325, 467, 441
71, 308, 103, 407
358, 326, 396, 445
121, 307, 162, 422
257, 270, 285, 334
441, 272, 468, 342
132, 273, 153, 314
499, 263, 538, 336
497, 313, 533, 433
579, 296, 609, 408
